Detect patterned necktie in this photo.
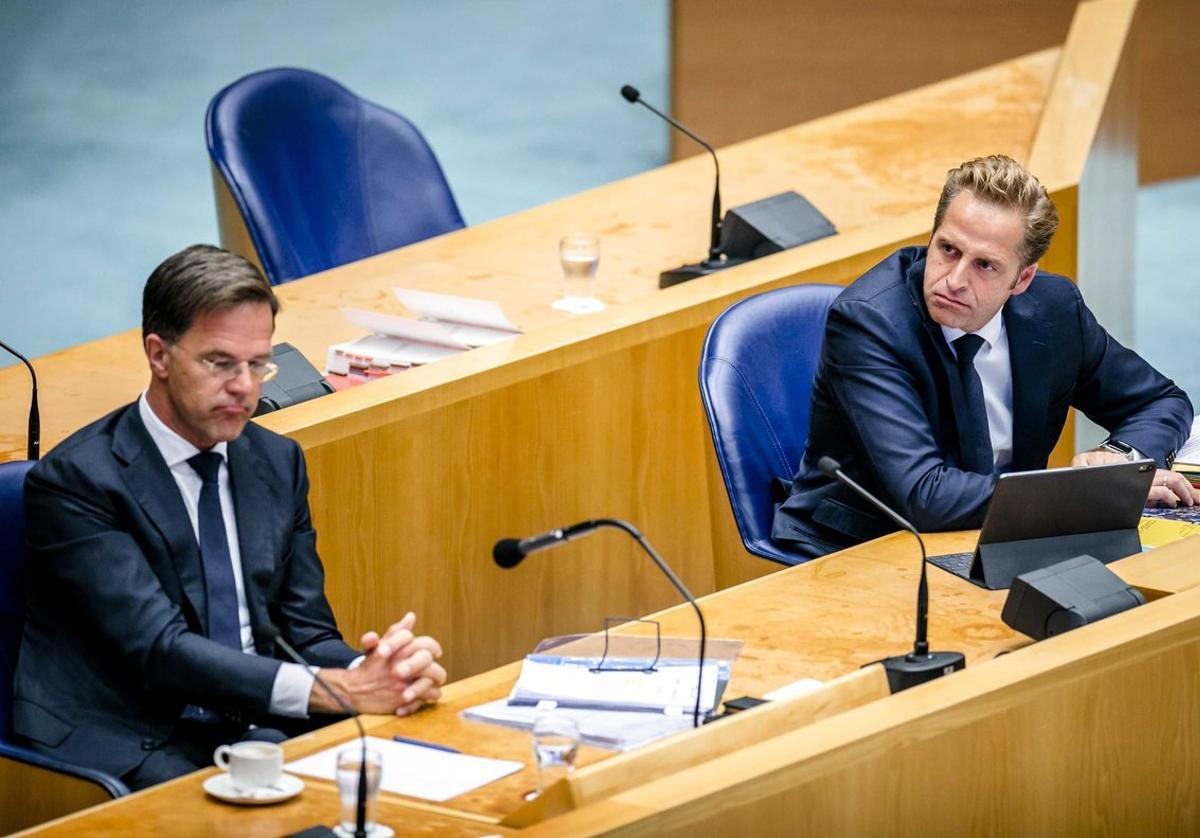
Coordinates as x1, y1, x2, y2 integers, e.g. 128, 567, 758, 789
186, 451, 243, 650
952, 334, 994, 474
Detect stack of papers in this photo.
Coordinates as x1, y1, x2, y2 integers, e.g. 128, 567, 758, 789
326, 288, 521, 374
508, 655, 728, 715
461, 699, 694, 751
284, 736, 521, 802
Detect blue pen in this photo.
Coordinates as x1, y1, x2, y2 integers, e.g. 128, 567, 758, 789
392, 734, 461, 754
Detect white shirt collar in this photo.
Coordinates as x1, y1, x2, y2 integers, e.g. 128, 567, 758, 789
940, 307, 1005, 352
138, 391, 228, 469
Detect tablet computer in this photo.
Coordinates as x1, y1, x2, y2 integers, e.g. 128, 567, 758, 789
930, 459, 1155, 589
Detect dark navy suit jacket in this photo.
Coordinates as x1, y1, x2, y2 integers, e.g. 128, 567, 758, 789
772, 247, 1192, 558
14, 403, 358, 779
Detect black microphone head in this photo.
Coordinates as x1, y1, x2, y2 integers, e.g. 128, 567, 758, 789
493, 539, 526, 569
817, 456, 842, 479
253, 623, 280, 645
620, 84, 640, 103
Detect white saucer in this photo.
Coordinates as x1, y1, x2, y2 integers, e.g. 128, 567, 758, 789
203, 771, 304, 805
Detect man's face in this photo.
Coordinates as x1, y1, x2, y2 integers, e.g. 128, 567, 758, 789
923, 191, 1038, 333
145, 302, 274, 450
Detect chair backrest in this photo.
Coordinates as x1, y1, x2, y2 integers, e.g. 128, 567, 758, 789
699, 284, 841, 565
0, 460, 34, 739
206, 67, 465, 285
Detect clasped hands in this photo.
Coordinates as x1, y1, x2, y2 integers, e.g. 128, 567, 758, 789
312, 612, 446, 717
1072, 449, 1198, 508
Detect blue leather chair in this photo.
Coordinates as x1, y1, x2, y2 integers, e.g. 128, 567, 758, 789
0, 459, 129, 797
206, 67, 465, 285
699, 284, 842, 565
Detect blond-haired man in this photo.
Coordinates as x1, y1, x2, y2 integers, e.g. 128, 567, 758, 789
773, 156, 1195, 558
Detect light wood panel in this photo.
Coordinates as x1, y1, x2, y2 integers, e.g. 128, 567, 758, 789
670, 0, 1198, 183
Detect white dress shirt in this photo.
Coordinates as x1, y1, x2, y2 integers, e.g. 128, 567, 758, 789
940, 310, 1014, 473
138, 393, 314, 717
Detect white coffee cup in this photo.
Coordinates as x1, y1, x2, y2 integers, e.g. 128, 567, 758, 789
213, 741, 284, 791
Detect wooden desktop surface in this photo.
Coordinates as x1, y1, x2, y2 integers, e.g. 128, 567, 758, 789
18, 529, 1200, 836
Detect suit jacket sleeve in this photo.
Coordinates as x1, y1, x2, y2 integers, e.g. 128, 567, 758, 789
1067, 286, 1192, 465
24, 455, 282, 714
824, 297, 997, 531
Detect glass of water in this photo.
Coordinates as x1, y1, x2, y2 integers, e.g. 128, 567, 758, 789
336, 746, 383, 837
552, 233, 605, 314
531, 713, 581, 797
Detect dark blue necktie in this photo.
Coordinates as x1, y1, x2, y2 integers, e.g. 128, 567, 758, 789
953, 334, 994, 474
187, 451, 243, 650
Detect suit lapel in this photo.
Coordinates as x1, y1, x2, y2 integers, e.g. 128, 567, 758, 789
112, 405, 209, 630
906, 257, 974, 468
226, 433, 277, 635
1004, 291, 1053, 470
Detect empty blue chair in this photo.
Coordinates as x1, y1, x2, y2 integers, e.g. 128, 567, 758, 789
699, 284, 842, 565
0, 459, 129, 798
206, 67, 465, 285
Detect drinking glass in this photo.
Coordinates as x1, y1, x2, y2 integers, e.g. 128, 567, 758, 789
531, 713, 581, 797
552, 234, 605, 314
335, 747, 384, 837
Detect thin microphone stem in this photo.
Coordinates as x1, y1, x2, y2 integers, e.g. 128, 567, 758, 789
630, 99, 723, 261
582, 519, 708, 728
0, 339, 39, 461
271, 632, 369, 838
827, 467, 929, 657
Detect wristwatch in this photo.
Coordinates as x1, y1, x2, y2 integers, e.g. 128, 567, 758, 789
1098, 439, 1136, 461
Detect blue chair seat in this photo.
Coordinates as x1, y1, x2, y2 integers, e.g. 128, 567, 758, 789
699, 284, 842, 565
0, 459, 129, 798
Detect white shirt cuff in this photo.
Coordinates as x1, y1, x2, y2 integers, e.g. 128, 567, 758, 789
268, 661, 316, 718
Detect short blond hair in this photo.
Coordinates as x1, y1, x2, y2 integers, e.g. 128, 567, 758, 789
933, 155, 1059, 267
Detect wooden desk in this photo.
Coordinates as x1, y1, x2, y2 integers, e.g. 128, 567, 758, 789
17, 529, 1200, 835
0, 1, 1137, 689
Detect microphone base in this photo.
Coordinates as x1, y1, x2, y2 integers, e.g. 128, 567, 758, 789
872, 650, 966, 694
659, 256, 747, 289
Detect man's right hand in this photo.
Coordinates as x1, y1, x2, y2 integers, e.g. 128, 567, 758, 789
309, 613, 446, 716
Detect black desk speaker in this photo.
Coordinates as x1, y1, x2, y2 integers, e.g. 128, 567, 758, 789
1001, 554, 1145, 640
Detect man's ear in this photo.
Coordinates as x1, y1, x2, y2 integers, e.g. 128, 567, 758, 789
1010, 262, 1038, 297
145, 334, 170, 380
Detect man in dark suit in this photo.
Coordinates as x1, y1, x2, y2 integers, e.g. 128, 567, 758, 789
773, 155, 1196, 558
15, 245, 446, 789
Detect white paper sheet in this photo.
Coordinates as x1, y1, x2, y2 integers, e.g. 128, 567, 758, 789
1177, 417, 1200, 462
341, 307, 470, 349
394, 287, 520, 333
763, 678, 824, 701
284, 736, 522, 803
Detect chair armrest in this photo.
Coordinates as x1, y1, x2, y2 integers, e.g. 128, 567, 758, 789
0, 739, 130, 798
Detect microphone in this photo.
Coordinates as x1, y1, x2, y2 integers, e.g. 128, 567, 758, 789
494, 518, 709, 727
0, 339, 40, 461
620, 84, 745, 289
817, 457, 965, 693
255, 624, 369, 838
492, 521, 604, 569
